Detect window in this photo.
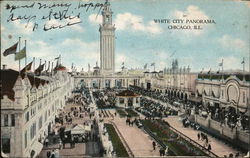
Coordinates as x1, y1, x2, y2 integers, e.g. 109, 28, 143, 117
243, 92, 245, 103
24, 131, 27, 148
4, 114, 8, 126
11, 114, 15, 126
25, 112, 29, 122
2, 138, 10, 153
45, 111, 47, 122
30, 122, 37, 140
39, 116, 43, 129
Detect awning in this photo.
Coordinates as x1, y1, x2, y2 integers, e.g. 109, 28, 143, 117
189, 96, 202, 102
31, 141, 43, 157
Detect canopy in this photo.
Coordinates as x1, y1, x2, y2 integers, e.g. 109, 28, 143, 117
71, 124, 86, 135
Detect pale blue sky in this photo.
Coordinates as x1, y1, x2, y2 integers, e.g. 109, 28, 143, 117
1, 0, 249, 72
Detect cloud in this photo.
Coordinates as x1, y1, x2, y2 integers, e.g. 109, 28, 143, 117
11, 20, 34, 35
171, 5, 211, 36
89, 14, 102, 25
218, 35, 247, 51
1, 25, 5, 31
114, 12, 162, 34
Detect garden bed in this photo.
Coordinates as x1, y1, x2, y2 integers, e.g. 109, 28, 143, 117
141, 119, 209, 156
104, 123, 129, 157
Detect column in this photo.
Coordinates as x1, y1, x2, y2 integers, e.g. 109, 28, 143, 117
133, 97, 136, 108
124, 98, 128, 108
116, 97, 120, 107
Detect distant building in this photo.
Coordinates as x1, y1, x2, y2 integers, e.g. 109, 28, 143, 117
141, 59, 197, 101
196, 71, 250, 114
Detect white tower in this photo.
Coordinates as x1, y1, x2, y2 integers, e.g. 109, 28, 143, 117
99, 0, 116, 75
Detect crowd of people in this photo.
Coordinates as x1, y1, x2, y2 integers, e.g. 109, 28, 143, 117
92, 89, 116, 108
136, 97, 178, 118
130, 86, 249, 132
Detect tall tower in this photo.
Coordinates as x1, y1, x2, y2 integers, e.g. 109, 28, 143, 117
99, 0, 116, 75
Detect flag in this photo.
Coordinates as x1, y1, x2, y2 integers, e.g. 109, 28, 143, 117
241, 58, 245, 64
207, 68, 211, 74
144, 64, 147, 69
219, 62, 223, 66
46, 61, 50, 72
200, 68, 204, 74
35, 64, 45, 75
151, 63, 155, 66
15, 47, 26, 61
3, 42, 18, 56
54, 56, 60, 60
21, 61, 33, 75
122, 62, 124, 65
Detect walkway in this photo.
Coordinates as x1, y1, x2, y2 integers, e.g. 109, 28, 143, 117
164, 116, 243, 157
110, 114, 160, 157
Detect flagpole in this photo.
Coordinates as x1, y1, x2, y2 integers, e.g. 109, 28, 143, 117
242, 57, 245, 81
18, 37, 21, 74
25, 40, 27, 66
243, 57, 245, 73
51, 62, 53, 77
33, 57, 35, 86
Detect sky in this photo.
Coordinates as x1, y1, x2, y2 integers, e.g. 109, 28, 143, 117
1, 0, 249, 72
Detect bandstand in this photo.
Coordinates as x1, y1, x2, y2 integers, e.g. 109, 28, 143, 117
116, 90, 141, 108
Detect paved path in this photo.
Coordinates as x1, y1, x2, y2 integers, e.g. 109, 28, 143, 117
111, 115, 160, 157
164, 116, 243, 157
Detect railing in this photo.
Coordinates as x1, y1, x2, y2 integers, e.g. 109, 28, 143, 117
169, 124, 219, 157
108, 121, 134, 157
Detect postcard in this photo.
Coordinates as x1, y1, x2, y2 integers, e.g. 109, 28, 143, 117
1, 0, 249, 157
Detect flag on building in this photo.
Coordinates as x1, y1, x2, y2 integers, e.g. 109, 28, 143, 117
151, 63, 155, 66
219, 62, 223, 66
144, 63, 147, 69
15, 47, 26, 61
46, 61, 50, 72
21, 61, 33, 75
207, 68, 211, 74
241, 58, 245, 64
3, 42, 18, 56
54, 56, 60, 60
35, 64, 45, 76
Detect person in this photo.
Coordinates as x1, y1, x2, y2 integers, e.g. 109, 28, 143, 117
207, 144, 211, 151
152, 141, 156, 150
197, 133, 200, 140
58, 139, 62, 149
51, 150, 55, 158
45, 138, 49, 147
55, 149, 59, 158
46, 151, 51, 158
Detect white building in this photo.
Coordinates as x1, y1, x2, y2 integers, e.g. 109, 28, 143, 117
1, 65, 74, 157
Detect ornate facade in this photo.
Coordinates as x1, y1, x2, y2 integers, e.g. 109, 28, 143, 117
1, 67, 74, 157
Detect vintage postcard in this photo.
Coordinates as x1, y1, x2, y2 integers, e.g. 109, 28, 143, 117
1, 0, 249, 157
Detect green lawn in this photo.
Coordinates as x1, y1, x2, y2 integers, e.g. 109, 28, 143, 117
141, 120, 208, 156
116, 109, 127, 117
104, 123, 129, 157
125, 108, 139, 117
